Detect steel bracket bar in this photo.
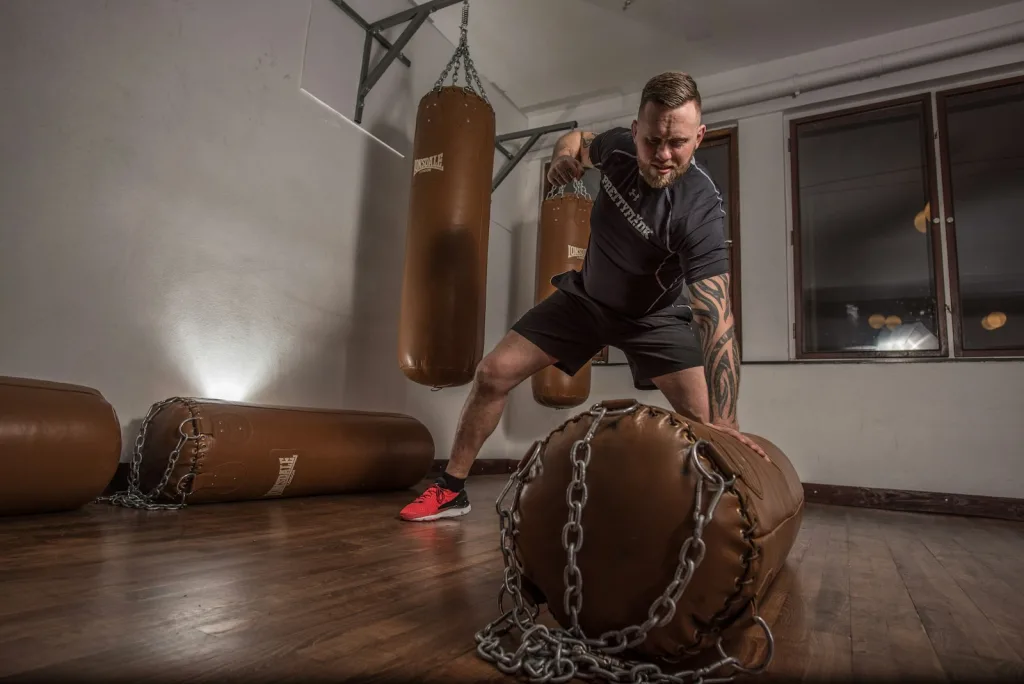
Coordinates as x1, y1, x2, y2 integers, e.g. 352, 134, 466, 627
492, 121, 578, 192
332, 0, 465, 124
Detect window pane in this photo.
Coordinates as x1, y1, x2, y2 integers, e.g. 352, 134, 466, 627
943, 80, 1024, 352
793, 101, 941, 354
694, 141, 731, 241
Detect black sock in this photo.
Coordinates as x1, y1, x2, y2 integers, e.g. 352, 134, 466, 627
438, 471, 465, 492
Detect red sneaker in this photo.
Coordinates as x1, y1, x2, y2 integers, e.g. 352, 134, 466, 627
399, 480, 471, 522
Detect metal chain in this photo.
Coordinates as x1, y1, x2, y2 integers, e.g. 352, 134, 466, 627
475, 400, 776, 683
432, 0, 488, 102
546, 177, 591, 201
95, 397, 200, 510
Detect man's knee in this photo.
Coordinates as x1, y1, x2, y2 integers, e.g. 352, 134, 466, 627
474, 352, 522, 396
474, 332, 555, 396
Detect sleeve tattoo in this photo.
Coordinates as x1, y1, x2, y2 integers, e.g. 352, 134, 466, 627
688, 274, 740, 428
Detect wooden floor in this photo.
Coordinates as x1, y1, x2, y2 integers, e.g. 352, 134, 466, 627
1, 476, 1023, 683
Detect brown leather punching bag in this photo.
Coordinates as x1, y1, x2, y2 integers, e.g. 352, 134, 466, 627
101, 397, 434, 507
476, 400, 805, 681
531, 182, 593, 409
397, 85, 495, 389
0, 376, 122, 516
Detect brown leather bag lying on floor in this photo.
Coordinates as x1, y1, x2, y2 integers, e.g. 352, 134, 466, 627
0, 376, 122, 516
476, 399, 805, 681
105, 397, 435, 507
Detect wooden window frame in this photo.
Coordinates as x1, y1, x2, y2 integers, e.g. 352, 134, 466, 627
537, 127, 742, 365
788, 94, 949, 360
934, 74, 1024, 359
790, 77, 1024, 361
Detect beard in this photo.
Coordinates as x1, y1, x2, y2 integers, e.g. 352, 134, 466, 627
638, 159, 687, 189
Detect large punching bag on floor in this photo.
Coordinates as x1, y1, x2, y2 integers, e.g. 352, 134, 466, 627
0, 376, 121, 516
531, 180, 594, 408
476, 400, 805, 681
99, 397, 434, 508
397, 2, 495, 389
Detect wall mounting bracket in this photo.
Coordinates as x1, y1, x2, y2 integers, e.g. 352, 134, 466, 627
491, 121, 578, 192
332, 0, 465, 124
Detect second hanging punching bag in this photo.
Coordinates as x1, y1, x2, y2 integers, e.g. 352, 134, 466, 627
398, 2, 495, 388
531, 180, 594, 409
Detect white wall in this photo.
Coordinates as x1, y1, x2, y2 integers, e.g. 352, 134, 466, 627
505, 20, 1024, 498
0, 0, 532, 463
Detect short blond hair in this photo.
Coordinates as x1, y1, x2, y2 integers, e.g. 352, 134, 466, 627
639, 71, 702, 114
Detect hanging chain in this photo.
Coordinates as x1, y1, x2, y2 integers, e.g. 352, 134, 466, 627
95, 397, 201, 510
432, 0, 488, 102
546, 177, 591, 201
474, 400, 776, 684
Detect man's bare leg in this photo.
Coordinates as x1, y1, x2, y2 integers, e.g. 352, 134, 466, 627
445, 331, 557, 478
399, 330, 557, 521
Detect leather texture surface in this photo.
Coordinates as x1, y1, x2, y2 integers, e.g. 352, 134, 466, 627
531, 192, 593, 408
514, 400, 804, 659
398, 86, 495, 388
0, 375, 121, 515
137, 398, 435, 504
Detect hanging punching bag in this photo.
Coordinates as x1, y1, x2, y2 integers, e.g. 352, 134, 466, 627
531, 180, 593, 408
398, 3, 495, 389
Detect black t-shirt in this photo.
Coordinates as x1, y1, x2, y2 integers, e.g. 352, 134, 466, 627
552, 126, 729, 318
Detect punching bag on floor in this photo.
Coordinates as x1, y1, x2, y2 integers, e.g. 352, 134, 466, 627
531, 180, 593, 408
476, 400, 805, 681
0, 376, 121, 516
398, 2, 495, 389
99, 397, 435, 508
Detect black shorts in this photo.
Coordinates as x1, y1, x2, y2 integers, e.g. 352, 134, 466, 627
511, 288, 704, 391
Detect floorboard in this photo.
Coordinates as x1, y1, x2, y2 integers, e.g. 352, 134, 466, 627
1, 475, 1023, 683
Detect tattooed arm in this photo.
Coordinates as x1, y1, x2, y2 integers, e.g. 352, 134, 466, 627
548, 130, 597, 186
688, 273, 740, 429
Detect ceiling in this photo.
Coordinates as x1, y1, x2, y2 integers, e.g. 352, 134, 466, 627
413, 0, 1021, 113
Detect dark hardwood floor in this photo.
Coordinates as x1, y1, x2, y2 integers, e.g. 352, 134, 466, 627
1, 475, 1022, 683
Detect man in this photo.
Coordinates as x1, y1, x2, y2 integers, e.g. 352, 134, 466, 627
400, 71, 761, 522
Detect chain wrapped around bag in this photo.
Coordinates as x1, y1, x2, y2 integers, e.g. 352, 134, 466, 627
474, 400, 775, 684
95, 398, 202, 510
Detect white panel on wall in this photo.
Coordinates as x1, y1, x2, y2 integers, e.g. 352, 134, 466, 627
738, 112, 792, 362
301, 0, 418, 157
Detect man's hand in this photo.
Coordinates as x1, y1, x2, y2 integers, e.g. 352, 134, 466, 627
547, 154, 584, 187
704, 422, 771, 462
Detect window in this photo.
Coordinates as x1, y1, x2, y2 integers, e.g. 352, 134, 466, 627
790, 78, 1024, 360
538, 127, 741, 364
937, 76, 1024, 356
790, 96, 946, 358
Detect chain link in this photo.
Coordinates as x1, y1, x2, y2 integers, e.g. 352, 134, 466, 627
546, 177, 591, 202
95, 397, 202, 510
432, 0, 488, 102
475, 400, 776, 683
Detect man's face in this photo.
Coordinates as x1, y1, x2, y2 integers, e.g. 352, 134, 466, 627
631, 100, 705, 189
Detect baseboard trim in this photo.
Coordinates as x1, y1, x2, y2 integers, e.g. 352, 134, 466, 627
802, 482, 1024, 523
429, 459, 521, 476
429, 460, 1024, 523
